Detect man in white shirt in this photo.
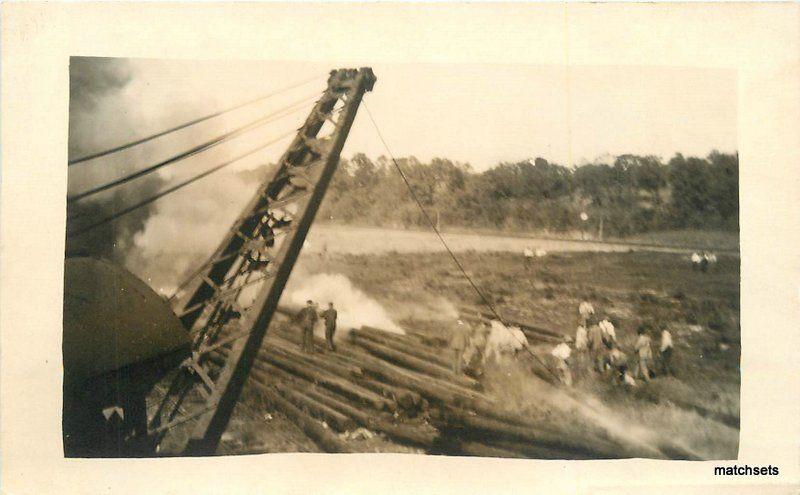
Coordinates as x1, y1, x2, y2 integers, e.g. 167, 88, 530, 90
523, 247, 534, 268
599, 317, 616, 347
578, 299, 595, 327
634, 324, 654, 382
691, 252, 702, 270
550, 337, 573, 386
574, 324, 588, 351
659, 326, 675, 376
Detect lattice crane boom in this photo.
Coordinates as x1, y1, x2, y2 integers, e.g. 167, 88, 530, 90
150, 68, 376, 455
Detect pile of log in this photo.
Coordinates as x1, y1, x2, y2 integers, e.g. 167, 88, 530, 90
206, 311, 699, 460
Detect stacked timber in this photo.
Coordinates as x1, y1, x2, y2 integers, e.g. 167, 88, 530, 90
206, 313, 694, 460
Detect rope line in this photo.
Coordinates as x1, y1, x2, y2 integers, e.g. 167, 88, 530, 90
66, 128, 297, 238
362, 100, 561, 381
67, 94, 318, 205
68, 73, 325, 166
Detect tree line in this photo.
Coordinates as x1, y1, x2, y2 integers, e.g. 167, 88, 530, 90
318, 151, 739, 238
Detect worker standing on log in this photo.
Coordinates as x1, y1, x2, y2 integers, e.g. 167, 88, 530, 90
295, 300, 318, 353
634, 324, 654, 382
450, 319, 471, 375
321, 302, 338, 352
550, 337, 574, 386
586, 315, 606, 373
464, 321, 490, 378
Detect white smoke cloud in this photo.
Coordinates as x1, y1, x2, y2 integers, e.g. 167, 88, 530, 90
285, 273, 404, 336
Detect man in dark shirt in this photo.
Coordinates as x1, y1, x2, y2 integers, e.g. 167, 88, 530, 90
321, 302, 338, 351
295, 300, 318, 353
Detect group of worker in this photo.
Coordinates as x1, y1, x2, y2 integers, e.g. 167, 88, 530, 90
549, 299, 675, 387
691, 251, 718, 272
294, 300, 338, 353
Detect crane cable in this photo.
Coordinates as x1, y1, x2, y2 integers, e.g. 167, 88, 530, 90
362, 100, 561, 381
67, 94, 319, 205
66, 127, 298, 238
68, 73, 325, 166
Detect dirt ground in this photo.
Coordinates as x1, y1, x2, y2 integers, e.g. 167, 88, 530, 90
292, 247, 740, 459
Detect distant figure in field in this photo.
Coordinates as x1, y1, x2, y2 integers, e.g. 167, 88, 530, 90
700, 251, 710, 272
578, 298, 595, 327
450, 319, 471, 375
523, 246, 535, 269
320, 302, 338, 352
691, 252, 702, 270
659, 325, 675, 376
295, 300, 318, 353
550, 337, 573, 386
634, 324, 654, 382
702, 251, 718, 273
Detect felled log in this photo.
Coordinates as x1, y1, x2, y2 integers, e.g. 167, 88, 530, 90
339, 344, 481, 397
268, 324, 332, 355
350, 334, 477, 388
257, 347, 394, 412
475, 438, 594, 460
272, 316, 472, 391
273, 382, 356, 433
256, 361, 436, 449
257, 383, 351, 453
207, 350, 349, 452
332, 343, 487, 406
356, 326, 452, 368
269, 340, 363, 379
246, 367, 354, 432
264, 340, 423, 413
250, 359, 377, 420
436, 406, 625, 459
215, 344, 394, 413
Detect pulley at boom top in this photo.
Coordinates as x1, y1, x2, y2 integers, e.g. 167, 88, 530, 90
149, 68, 376, 455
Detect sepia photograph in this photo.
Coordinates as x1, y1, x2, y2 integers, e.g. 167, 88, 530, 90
63, 57, 740, 460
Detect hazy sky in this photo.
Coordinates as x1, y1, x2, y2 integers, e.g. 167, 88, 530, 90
70, 58, 737, 178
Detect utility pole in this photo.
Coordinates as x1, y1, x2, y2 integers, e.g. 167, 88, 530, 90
150, 68, 376, 455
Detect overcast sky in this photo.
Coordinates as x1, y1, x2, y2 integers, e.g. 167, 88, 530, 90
71, 58, 737, 178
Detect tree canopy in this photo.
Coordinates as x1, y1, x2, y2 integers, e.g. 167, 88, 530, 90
319, 151, 739, 238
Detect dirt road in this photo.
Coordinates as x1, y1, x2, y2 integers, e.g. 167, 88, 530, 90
303, 224, 735, 257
